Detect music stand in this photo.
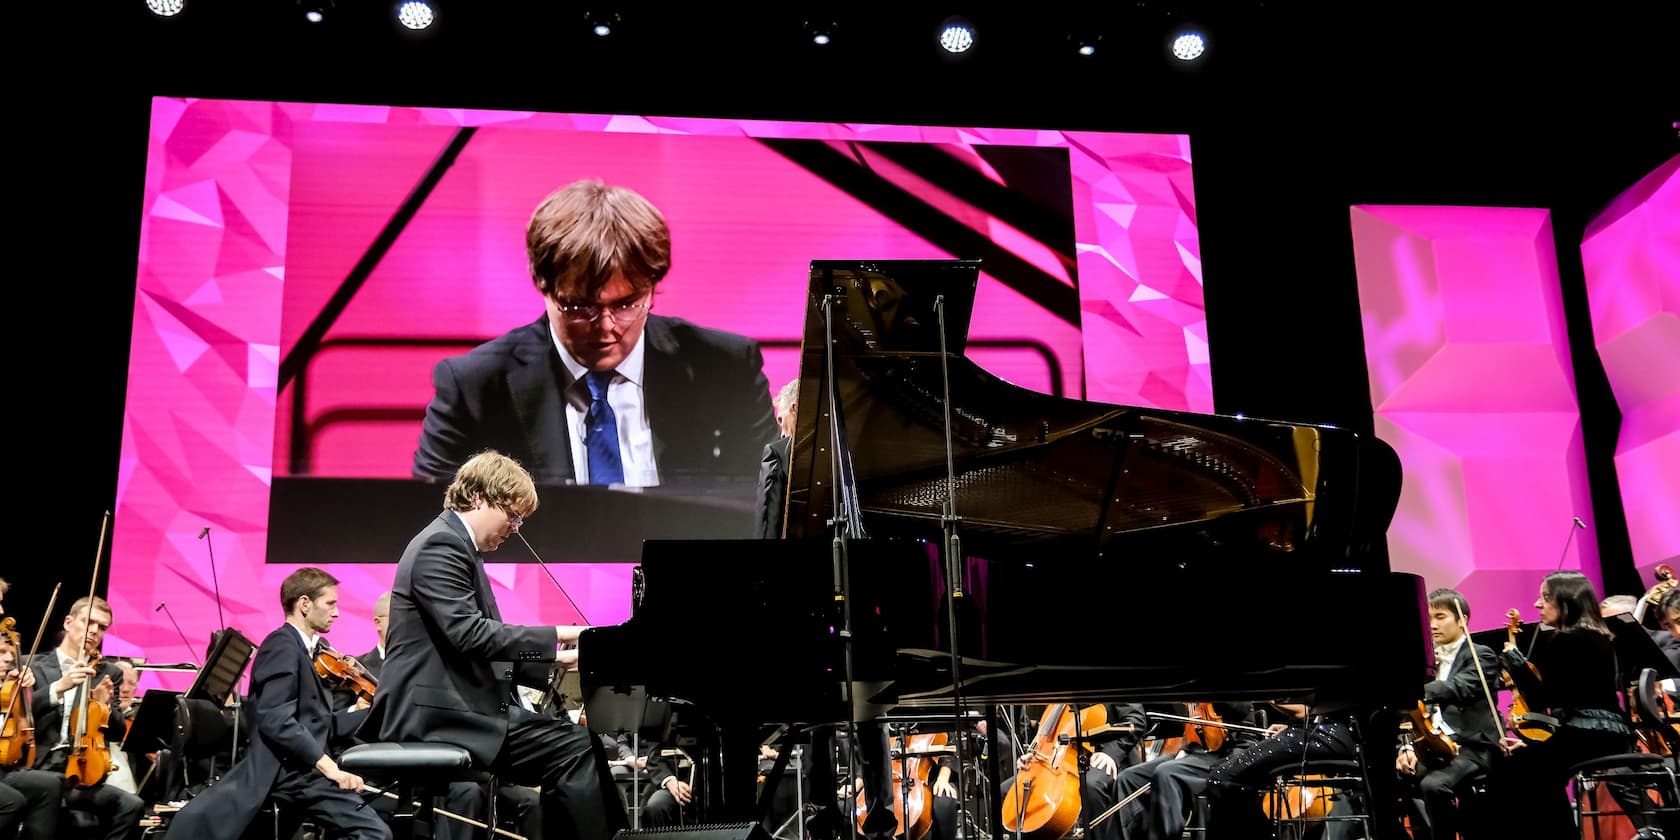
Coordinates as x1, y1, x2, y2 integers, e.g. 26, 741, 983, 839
1470, 622, 1542, 653
1607, 614, 1680, 684
184, 628, 253, 706
183, 628, 254, 766
124, 689, 182, 754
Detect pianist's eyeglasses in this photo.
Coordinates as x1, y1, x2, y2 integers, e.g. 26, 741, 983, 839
500, 506, 526, 529
556, 297, 651, 326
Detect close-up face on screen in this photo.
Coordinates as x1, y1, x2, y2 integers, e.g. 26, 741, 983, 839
110, 98, 1203, 677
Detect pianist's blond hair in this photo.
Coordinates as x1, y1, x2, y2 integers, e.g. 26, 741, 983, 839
445, 450, 540, 518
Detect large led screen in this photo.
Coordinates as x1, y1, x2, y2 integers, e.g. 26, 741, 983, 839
112, 98, 1204, 685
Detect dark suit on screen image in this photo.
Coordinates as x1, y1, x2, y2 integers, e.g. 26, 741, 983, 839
413, 314, 778, 485
163, 625, 388, 840
367, 511, 624, 840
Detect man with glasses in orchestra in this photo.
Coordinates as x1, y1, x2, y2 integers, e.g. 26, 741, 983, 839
413, 178, 778, 489
369, 450, 624, 840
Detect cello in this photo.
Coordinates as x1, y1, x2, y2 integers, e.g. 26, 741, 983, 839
1504, 609, 1558, 743
1000, 704, 1119, 839
857, 730, 949, 840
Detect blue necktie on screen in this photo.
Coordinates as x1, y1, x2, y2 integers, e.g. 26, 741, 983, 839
583, 370, 624, 485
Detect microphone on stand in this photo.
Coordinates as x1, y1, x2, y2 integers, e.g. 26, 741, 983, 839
155, 602, 202, 668
1555, 516, 1587, 571
199, 526, 228, 633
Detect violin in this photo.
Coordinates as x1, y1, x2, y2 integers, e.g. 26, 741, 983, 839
312, 645, 378, 705
1, 618, 36, 769
66, 514, 116, 788
1000, 704, 1117, 839
1504, 609, 1558, 743
1405, 700, 1458, 765
1182, 702, 1225, 753
64, 654, 114, 788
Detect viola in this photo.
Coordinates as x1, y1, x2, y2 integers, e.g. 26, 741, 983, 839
312, 645, 378, 705
1, 618, 36, 769
1504, 609, 1558, 743
1000, 704, 1116, 839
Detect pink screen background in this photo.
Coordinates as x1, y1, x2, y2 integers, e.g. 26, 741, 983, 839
111, 99, 1204, 688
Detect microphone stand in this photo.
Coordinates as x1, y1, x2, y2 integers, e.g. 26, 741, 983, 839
932, 293, 974, 837
154, 603, 202, 668
822, 289, 868, 829
201, 526, 241, 769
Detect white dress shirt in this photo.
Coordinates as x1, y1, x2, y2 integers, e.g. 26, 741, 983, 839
551, 322, 660, 487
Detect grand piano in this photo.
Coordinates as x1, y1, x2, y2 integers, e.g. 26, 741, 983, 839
582, 260, 1429, 820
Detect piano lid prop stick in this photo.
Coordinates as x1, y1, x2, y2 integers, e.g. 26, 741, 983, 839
362, 784, 527, 840
515, 532, 591, 626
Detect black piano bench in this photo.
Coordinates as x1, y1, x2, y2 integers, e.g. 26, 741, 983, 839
339, 741, 499, 839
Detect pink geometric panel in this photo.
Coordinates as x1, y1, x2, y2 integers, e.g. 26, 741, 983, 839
1581, 155, 1680, 574
113, 98, 1205, 693
1352, 205, 1596, 630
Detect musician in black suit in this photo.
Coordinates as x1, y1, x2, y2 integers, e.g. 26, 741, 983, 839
1395, 589, 1502, 840
756, 378, 798, 539
164, 568, 388, 840
412, 178, 777, 488
369, 450, 624, 840
28, 595, 143, 840
0, 578, 61, 840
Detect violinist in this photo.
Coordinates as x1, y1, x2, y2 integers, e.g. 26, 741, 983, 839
1395, 588, 1501, 840
327, 591, 388, 713
1107, 702, 1257, 840
1485, 571, 1635, 840
0, 578, 61, 840
164, 567, 389, 840
26, 595, 143, 840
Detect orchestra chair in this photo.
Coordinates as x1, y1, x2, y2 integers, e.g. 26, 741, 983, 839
338, 741, 499, 839
1267, 759, 1371, 840
1571, 668, 1680, 838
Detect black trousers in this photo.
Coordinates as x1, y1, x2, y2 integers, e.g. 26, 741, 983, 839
807, 722, 893, 837
434, 781, 543, 840
270, 768, 391, 840
493, 707, 626, 840
1205, 721, 1356, 839
63, 779, 146, 840
0, 767, 62, 840
1107, 749, 1225, 840
1483, 727, 1632, 840
1400, 747, 1492, 840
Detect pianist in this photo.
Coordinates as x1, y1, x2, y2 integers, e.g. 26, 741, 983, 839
412, 178, 778, 487
370, 450, 626, 840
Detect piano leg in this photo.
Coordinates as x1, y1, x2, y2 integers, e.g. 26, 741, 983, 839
720, 725, 765, 823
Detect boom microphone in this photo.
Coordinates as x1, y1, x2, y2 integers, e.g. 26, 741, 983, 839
156, 602, 202, 667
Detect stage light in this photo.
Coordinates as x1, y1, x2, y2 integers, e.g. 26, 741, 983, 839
805, 20, 836, 46
145, 0, 185, 17
299, 0, 333, 24
1170, 29, 1207, 61
587, 11, 620, 38
938, 16, 975, 55
396, 1, 434, 31
1072, 34, 1101, 56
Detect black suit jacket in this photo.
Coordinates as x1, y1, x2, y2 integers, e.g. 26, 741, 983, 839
413, 314, 778, 484
755, 435, 791, 539
27, 652, 125, 772
367, 512, 557, 766
1422, 641, 1503, 748
164, 624, 369, 840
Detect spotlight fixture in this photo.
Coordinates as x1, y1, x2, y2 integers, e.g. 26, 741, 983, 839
1071, 34, 1102, 56
586, 10, 620, 38
298, 0, 334, 23
937, 16, 976, 55
1170, 27, 1207, 61
804, 20, 836, 46
396, 1, 434, 31
145, 0, 185, 17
